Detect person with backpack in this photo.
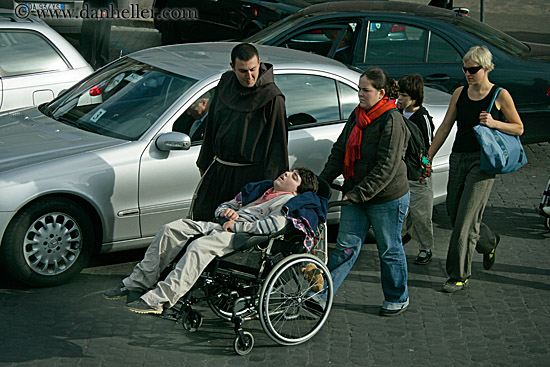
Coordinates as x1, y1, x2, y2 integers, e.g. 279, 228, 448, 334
320, 67, 410, 317
423, 46, 524, 293
397, 74, 435, 265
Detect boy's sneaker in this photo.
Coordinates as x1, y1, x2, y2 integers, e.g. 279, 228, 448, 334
103, 282, 129, 300
414, 249, 432, 265
126, 299, 162, 315
483, 234, 500, 270
442, 278, 469, 293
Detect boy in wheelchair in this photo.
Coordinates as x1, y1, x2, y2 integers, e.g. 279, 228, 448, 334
104, 167, 320, 315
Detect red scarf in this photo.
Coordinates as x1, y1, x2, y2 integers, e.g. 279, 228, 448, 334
344, 97, 396, 179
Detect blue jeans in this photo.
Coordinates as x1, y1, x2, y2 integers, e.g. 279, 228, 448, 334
328, 192, 410, 308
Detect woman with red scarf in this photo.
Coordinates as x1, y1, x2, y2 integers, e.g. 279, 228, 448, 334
320, 67, 411, 317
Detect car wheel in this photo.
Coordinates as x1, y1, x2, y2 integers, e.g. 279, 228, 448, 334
0, 198, 95, 287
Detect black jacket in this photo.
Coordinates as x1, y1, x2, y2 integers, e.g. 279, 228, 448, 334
407, 105, 434, 151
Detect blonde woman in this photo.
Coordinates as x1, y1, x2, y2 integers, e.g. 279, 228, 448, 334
424, 46, 524, 292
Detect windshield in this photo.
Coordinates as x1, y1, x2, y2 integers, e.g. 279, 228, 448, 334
453, 15, 529, 57
46, 58, 197, 140
246, 13, 307, 43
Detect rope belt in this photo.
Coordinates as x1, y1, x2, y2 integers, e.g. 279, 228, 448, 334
214, 156, 257, 167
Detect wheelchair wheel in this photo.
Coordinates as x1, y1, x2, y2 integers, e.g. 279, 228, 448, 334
545, 216, 550, 230
234, 331, 254, 355
181, 309, 203, 332
259, 254, 333, 346
205, 283, 256, 321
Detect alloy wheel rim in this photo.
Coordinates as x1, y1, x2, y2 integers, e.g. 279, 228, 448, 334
23, 212, 82, 276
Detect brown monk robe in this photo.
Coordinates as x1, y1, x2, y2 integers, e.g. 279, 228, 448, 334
192, 62, 288, 221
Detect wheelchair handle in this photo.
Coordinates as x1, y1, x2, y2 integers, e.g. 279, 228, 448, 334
329, 200, 351, 208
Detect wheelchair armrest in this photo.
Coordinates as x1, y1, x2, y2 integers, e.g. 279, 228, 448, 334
213, 217, 229, 225
231, 225, 290, 252
232, 233, 269, 251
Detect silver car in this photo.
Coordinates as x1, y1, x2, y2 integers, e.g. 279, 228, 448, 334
0, 9, 93, 112
0, 42, 454, 286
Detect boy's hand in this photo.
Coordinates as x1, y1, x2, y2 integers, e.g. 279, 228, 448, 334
419, 166, 433, 183
222, 208, 239, 220
223, 220, 235, 232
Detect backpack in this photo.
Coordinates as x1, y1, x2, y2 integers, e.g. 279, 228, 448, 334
402, 116, 429, 181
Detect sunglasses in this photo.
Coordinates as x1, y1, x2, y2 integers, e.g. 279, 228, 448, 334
462, 66, 483, 74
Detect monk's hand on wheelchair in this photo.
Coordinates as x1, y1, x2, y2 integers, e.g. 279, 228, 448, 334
223, 220, 236, 233
222, 208, 239, 220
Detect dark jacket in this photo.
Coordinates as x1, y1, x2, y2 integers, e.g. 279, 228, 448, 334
407, 105, 434, 151
320, 108, 409, 205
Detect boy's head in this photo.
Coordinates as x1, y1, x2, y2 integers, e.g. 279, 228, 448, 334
397, 74, 424, 112
273, 167, 319, 195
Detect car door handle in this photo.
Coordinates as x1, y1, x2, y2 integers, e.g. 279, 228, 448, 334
425, 74, 450, 83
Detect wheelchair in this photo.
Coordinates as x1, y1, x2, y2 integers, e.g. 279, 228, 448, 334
160, 181, 335, 355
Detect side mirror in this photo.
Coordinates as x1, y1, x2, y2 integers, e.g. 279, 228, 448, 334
155, 132, 191, 151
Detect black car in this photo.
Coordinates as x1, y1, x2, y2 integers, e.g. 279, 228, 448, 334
153, 0, 318, 45
246, 1, 550, 143
152, 0, 392, 45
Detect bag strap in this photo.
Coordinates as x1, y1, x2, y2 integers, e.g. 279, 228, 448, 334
486, 87, 503, 114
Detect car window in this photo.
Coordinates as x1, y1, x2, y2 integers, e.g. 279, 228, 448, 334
427, 33, 462, 63
453, 15, 529, 57
274, 74, 340, 127
277, 22, 358, 62
365, 22, 427, 64
0, 30, 68, 77
46, 57, 197, 140
339, 81, 359, 119
172, 89, 214, 143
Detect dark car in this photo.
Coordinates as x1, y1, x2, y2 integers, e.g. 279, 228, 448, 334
153, 0, 315, 44
246, 1, 550, 143
152, 0, 389, 45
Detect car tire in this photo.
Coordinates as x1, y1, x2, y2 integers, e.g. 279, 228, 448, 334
0, 198, 95, 287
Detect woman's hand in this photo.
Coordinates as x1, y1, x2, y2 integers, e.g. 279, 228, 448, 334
479, 111, 497, 128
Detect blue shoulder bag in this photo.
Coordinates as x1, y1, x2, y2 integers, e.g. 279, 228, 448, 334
472, 87, 527, 174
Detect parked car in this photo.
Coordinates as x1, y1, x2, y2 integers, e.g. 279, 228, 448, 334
0, 9, 92, 112
246, 0, 550, 143
153, 0, 388, 45
0, 42, 453, 286
153, 0, 310, 44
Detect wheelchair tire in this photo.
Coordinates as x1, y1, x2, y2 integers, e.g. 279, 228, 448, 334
545, 216, 550, 231
258, 253, 333, 346
234, 331, 254, 356
182, 309, 203, 332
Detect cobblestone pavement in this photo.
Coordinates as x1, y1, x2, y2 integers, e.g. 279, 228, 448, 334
1, 142, 549, 366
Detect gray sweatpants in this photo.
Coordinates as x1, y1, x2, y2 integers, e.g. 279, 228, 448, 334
445, 152, 497, 281
122, 219, 236, 311
404, 177, 434, 251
